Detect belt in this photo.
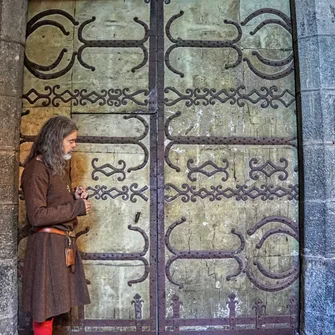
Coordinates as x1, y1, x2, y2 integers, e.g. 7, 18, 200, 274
36, 227, 76, 238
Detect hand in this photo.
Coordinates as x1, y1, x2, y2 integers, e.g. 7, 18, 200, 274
74, 186, 88, 200
83, 199, 91, 214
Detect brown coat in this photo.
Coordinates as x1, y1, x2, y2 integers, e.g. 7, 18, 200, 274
21, 158, 90, 322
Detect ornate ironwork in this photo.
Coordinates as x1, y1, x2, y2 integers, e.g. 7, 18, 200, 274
170, 294, 182, 319
161, 295, 296, 332
25, 9, 79, 79
18, 189, 24, 200
165, 11, 242, 77
187, 159, 229, 182
164, 112, 296, 172
249, 158, 289, 181
245, 216, 299, 292
247, 215, 298, 236
144, 0, 171, 4
241, 9, 294, 80
227, 293, 238, 329
20, 2, 300, 333
253, 299, 266, 329
164, 183, 298, 202
81, 224, 149, 286
87, 183, 149, 203
165, 217, 245, 288
76, 227, 90, 239
20, 115, 149, 172
77, 16, 148, 73
164, 86, 295, 108
21, 110, 30, 117
163, 215, 298, 292
165, 9, 293, 80
132, 294, 144, 319
243, 54, 294, 81
91, 158, 126, 182
25, 10, 149, 79
241, 8, 292, 34
23, 86, 149, 108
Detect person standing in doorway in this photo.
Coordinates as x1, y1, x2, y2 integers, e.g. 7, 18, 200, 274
21, 115, 91, 335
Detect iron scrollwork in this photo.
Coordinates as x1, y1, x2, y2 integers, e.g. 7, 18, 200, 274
81, 224, 149, 286
25, 9, 79, 80
187, 158, 229, 182
25, 10, 149, 79
165, 216, 298, 292
164, 112, 296, 172
23, 85, 149, 108
164, 183, 298, 202
165, 11, 242, 78
165, 8, 293, 80
249, 158, 289, 181
91, 158, 126, 182
164, 86, 295, 109
87, 183, 149, 203
81, 115, 149, 173
77, 16, 148, 73
165, 217, 245, 288
245, 216, 299, 292
241, 8, 293, 80
20, 115, 149, 173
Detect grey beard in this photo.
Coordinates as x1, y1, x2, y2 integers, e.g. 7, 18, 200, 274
63, 153, 72, 160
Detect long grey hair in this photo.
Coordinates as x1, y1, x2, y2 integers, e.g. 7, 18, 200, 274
24, 116, 78, 175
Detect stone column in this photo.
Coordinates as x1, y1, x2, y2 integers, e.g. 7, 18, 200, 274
294, 0, 335, 333
0, 0, 27, 333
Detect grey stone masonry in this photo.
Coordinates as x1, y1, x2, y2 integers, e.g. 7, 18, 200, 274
0, 0, 27, 334
295, 0, 335, 334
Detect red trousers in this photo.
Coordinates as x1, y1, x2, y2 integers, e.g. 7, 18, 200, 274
33, 318, 54, 335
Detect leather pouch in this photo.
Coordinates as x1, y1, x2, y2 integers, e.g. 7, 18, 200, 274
65, 248, 75, 267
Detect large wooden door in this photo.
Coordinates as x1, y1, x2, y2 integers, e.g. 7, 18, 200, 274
19, 1, 299, 334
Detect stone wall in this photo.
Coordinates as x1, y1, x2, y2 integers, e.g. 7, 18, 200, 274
295, 0, 335, 333
0, 0, 27, 334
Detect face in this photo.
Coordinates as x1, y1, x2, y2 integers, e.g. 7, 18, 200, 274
62, 130, 78, 159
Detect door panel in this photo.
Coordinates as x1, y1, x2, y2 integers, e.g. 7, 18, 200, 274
160, 0, 298, 333
19, 1, 155, 334
19, 0, 299, 334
